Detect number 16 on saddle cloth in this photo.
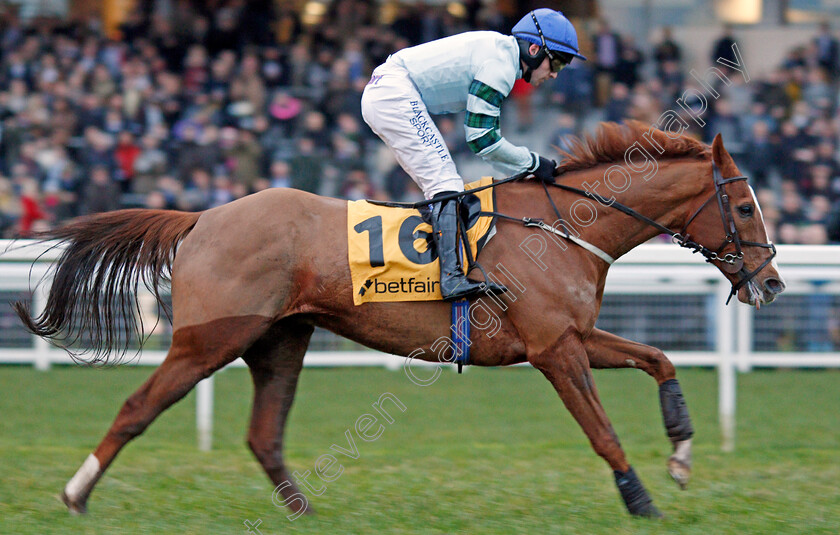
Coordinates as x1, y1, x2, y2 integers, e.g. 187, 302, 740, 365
347, 177, 497, 305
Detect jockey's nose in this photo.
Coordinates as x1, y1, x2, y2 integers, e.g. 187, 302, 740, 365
550, 71, 559, 79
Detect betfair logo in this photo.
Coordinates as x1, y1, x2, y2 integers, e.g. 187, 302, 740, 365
359, 277, 440, 296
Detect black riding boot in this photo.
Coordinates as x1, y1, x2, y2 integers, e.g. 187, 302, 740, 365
431, 194, 507, 301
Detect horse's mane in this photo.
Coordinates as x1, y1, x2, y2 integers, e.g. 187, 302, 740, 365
556, 120, 711, 175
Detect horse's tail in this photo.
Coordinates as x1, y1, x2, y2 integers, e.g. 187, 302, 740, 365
14, 209, 201, 365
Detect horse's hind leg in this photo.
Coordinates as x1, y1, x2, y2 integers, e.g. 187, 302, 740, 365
584, 328, 693, 489
242, 319, 314, 519
61, 315, 272, 514
529, 328, 662, 518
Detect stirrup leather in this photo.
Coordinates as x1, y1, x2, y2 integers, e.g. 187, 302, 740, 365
431, 195, 507, 301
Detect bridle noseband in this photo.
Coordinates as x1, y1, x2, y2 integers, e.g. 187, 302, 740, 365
548, 160, 777, 304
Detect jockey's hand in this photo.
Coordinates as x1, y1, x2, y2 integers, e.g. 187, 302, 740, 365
530, 154, 557, 183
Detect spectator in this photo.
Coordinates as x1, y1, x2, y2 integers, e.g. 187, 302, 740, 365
804, 164, 836, 200
437, 116, 469, 158
802, 68, 833, 112
133, 135, 168, 195
79, 128, 117, 177
17, 178, 49, 236
182, 45, 209, 96
777, 120, 813, 182
604, 83, 630, 123
740, 101, 776, 138
659, 59, 684, 102
0, 176, 18, 237
711, 25, 739, 70
231, 52, 267, 113
144, 189, 170, 210
592, 19, 622, 106
174, 123, 210, 182
114, 131, 141, 191
268, 160, 292, 189
614, 36, 644, 89
80, 165, 120, 215
289, 137, 324, 195
210, 174, 237, 208
510, 78, 535, 133
550, 59, 592, 116
268, 91, 302, 137
550, 112, 577, 155
225, 128, 263, 192
341, 167, 383, 201
653, 27, 681, 76
778, 181, 806, 229
706, 99, 743, 157
299, 110, 331, 149
384, 164, 413, 202
814, 21, 839, 79
743, 120, 777, 189
179, 167, 213, 212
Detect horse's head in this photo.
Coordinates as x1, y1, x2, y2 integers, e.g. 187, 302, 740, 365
679, 134, 785, 306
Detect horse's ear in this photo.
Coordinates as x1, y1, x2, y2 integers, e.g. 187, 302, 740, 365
711, 133, 728, 167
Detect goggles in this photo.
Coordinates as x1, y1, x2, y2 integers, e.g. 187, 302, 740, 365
531, 12, 573, 72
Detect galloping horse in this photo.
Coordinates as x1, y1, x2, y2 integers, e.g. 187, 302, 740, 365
17, 121, 784, 518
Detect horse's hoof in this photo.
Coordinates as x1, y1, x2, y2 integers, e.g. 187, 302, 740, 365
60, 491, 87, 515
667, 455, 691, 490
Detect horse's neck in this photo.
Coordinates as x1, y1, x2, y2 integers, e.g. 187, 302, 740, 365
559, 158, 710, 261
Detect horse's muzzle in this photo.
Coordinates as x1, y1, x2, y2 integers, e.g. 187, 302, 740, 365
763, 277, 785, 296
746, 275, 785, 306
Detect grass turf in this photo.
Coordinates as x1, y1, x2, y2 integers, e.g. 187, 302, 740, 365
0, 365, 837, 534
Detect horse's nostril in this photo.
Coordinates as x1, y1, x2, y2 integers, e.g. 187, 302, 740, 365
764, 277, 785, 294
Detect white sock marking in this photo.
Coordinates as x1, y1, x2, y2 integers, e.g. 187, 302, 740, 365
65, 454, 101, 500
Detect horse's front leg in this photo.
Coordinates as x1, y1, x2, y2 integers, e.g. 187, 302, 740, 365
529, 328, 662, 518
584, 328, 693, 489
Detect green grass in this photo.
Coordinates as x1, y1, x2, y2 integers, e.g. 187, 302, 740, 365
0, 365, 837, 534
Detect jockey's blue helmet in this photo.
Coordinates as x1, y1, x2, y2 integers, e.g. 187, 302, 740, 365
512, 9, 586, 81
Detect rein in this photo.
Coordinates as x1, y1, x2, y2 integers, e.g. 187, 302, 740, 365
387, 159, 776, 304
539, 160, 776, 304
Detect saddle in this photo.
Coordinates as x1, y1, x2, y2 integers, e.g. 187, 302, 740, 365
346, 177, 497, 305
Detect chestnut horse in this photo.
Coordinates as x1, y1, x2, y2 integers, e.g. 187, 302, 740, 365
17, 122, 784, 518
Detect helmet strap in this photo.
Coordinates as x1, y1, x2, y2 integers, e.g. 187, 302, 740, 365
517, 37, 545, 83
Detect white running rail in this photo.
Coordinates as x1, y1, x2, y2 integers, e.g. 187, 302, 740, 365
1, 241, 838, 451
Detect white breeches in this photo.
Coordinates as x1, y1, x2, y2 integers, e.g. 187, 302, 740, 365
361, 62, 463, 199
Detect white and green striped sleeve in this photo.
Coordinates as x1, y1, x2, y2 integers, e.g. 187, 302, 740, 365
465, 64, 536, 176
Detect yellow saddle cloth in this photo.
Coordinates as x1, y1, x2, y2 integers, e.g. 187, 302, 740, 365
347, 177, 497, 305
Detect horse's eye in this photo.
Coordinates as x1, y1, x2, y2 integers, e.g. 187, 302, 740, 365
738, 204, 754, 218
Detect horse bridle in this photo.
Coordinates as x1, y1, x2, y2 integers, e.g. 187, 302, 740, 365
547, 160, 777, 304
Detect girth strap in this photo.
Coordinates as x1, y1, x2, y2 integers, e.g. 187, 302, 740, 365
451, 299, 470, 373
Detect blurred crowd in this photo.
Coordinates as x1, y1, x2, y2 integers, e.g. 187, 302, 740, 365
0, 1, 838, 244
549, 20, 840, 245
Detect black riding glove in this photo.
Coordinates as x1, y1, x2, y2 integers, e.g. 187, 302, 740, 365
530, 154, 557, 183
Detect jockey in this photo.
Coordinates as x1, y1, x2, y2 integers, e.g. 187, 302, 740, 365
361, 9, 586, 301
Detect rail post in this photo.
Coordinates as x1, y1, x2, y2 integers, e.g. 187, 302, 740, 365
716, 281, 736, 452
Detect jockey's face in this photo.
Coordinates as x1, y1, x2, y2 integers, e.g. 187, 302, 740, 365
527, 44, 559, 87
